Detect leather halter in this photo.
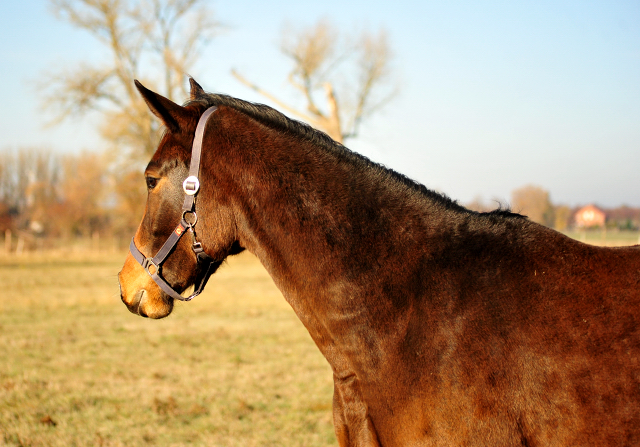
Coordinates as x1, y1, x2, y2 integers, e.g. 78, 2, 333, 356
129, 106, 218, 301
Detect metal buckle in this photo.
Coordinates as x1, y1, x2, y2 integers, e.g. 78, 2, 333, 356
183, 176, 200, 195
192, 241, 204, 254
142, 257, 160, 276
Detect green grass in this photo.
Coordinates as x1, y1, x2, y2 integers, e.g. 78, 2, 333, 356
0, 252, 336, 447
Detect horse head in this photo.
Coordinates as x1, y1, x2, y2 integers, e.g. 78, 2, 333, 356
118, 79, 239, 319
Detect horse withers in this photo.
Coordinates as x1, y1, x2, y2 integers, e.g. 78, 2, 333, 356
118, 78, 640, 446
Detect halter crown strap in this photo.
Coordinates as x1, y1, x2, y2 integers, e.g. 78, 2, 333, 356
130, 106, 218, 301
182, 106, 217, 212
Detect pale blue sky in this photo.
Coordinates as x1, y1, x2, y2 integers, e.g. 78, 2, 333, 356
1, 1, 639, 207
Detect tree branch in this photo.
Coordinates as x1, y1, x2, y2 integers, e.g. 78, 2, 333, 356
231, 69, 321, 127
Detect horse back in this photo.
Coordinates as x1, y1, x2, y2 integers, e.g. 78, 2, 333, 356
375, 224, 640, 446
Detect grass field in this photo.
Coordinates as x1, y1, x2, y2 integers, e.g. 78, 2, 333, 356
0, 252, 336, 447
561, 230, 640, 247
2, 232, 638, 446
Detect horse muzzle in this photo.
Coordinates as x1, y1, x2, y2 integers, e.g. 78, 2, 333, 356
118, 252, 174, 319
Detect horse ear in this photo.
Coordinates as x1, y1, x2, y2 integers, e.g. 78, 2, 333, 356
189, 78, 206, 100
134, 80, 183, 133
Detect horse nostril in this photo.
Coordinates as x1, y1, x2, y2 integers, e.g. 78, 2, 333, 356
135, 290, 149, 318
134, 289, 145, 302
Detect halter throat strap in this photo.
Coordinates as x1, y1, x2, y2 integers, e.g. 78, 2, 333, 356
129, 106, 218, 301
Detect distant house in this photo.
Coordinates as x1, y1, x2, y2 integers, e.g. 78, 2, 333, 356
574, 204, 606, 228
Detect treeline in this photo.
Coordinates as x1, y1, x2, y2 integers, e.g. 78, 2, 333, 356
467, 184, 640, 231
0, 147, 145, 251
1, 150, 638, 253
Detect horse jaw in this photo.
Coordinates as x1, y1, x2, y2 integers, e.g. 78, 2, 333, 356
118, 252, 174, 319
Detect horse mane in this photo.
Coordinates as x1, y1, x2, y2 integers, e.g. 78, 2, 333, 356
185, 93, 524, 221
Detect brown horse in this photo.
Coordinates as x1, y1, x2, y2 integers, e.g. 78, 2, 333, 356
119, 78, 640, 446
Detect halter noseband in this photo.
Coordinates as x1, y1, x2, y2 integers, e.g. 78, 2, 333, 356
129, 106, 218, 301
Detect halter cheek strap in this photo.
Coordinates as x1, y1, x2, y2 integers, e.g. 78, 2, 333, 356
129, 106, 218, 301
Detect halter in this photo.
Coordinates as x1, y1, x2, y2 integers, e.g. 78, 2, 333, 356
129, 106, 218, 301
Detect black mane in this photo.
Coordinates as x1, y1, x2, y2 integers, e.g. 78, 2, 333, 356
186, 93, 522, 220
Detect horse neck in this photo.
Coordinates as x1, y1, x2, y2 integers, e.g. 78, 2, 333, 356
205, 116, 446, 304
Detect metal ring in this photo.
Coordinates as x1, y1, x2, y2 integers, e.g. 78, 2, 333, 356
182, 210, 198, 227
183, 176, 200, 195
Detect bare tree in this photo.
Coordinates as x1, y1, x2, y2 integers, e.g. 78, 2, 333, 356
553, 204, 572, 231
511, 184, 554, 227
0, 148, 62, 233
465, 196, 493, 213
233, 19, 397, 143
55, 152, 108, 237
42, 0, 221, 158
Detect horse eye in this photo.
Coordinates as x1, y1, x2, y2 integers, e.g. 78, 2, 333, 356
146, 176, 158, 190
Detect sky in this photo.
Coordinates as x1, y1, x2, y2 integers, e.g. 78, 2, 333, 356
1, 0, 639, 208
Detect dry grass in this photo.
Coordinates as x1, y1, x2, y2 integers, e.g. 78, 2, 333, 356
0, 252, 336, 447
562, 230, 640, 247
3, 231, 636, 446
